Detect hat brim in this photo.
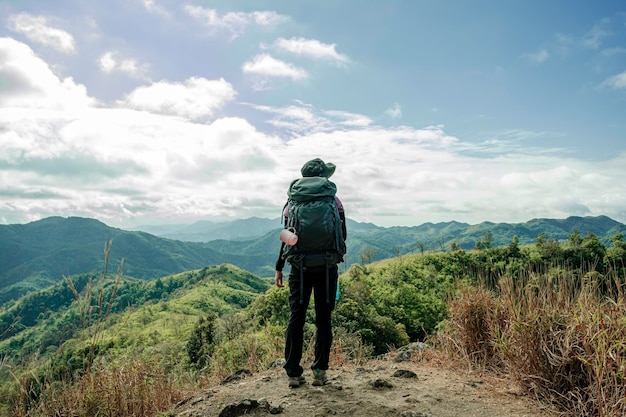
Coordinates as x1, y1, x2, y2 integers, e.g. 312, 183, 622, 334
323, 163, 336, 178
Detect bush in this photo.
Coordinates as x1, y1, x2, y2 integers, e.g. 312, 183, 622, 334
438, 266, 626, 416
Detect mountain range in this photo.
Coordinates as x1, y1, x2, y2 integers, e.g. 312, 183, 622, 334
1, 215, 625, 305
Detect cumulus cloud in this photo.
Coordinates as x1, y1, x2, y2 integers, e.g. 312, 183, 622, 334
242, 54, 308, 80
119, 77, 236, 121
0, 37, 93, 109
1, 38, 625, 227
184, 6, 287, 39
98, 51, 149, 79
2, 95, 626, 226
8, 13, 75, 53
601, 71, 626, 90
272, 37, 349, 63
385, 103, 402, 119
141, 0, 169, 16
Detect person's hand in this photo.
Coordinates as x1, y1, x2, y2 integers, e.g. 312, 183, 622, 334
275, 271, 284, 288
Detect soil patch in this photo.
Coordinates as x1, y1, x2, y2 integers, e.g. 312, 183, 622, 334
171, 358, 557, 417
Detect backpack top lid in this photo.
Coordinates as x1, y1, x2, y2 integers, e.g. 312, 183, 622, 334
288, 176, 336, 202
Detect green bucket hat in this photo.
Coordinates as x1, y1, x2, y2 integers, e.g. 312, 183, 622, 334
301, 158, 336, 178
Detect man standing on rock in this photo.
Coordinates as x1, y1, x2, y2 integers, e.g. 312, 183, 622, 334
275, 158, 347, 388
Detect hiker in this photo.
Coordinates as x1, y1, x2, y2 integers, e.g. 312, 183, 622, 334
275, 158, 347, 388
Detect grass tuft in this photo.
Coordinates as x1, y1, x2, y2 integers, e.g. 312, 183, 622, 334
439, 266, 626, 416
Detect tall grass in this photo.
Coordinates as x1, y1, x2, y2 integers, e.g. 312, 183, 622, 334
12, 358, 192, 417
439, 265, 626, 416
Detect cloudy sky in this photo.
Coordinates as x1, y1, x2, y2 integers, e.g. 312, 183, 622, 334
1, 0, 625, 228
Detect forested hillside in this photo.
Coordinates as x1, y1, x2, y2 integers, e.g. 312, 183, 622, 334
0, 217, 271, 304
0, 263, 270, 365
1, 215, 625, 305
1, 231, 625, 416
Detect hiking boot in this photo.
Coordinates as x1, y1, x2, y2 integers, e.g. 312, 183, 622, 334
288, 375, 306, 388
312, 369, 327, 386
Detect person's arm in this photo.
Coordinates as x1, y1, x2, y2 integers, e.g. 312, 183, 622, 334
275, 270, 284, 287
275, 241, 286, 287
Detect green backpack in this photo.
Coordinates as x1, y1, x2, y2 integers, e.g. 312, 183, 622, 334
281, 176, 346, 269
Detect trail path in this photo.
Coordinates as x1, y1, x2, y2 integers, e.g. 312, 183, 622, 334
171, 357, 557, 417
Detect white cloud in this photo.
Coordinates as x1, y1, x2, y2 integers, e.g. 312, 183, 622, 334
600, 46, 626, 57
248, 102, 330, 134
119, 77, 236, 121
242, 54, 308, 80
385, 103, 402, 119
141, 0, 169, 16
523, 48, 549, 64
98, 51, 149, 79
2, 87, 626, 226
184, 6, 287, 39
324, 110, 372, 127
0, 37, 93, 109
247, 102, 372, 134
582, 18, 611, 49
601, 71, 626, 90
273, 37, 349, 63
8, 13, 75, 53
1, 35, 626, 228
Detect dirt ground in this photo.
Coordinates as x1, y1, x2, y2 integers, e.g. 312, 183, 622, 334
171, 356, 558, 417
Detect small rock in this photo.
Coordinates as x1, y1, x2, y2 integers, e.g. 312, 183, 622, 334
220, 369, 252, 385
174, 392, 213, 409
392, 369, 418, 379
393, 342, 428, 362
266, 358, 286, 369
218, 398, 283, 416
369, 378, 394, 389
190, 396, 205, 406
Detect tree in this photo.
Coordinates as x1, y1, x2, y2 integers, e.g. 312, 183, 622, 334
607, 233, 626, 265
186, 312, 218, 369
414, 241, 426, 255
581, 233, 606, 264
475, 231, 493, 250
507, 235, 520, 257
360, 246, 377, 264
568, 229, 583, 248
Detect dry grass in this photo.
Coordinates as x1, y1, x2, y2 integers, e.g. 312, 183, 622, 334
7, 242, 195, 417
12, 358, 192, 417
439, 267, 626, 416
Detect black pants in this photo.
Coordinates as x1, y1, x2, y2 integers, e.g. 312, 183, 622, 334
284, 264, 338, 378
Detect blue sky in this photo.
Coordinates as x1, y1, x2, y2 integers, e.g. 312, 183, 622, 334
0, 0, 625, 228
